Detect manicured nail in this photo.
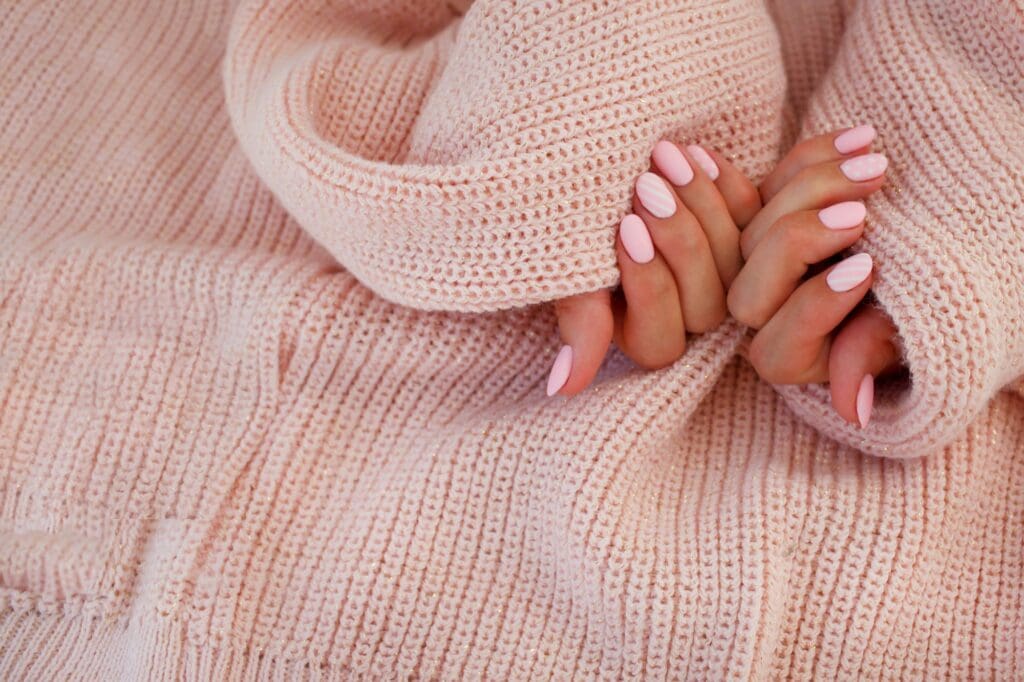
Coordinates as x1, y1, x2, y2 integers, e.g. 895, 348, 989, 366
636, 172, 676, 218
840, 153, 888, 182
834, 125, 877, 154
856, 374, 874, 428
546, 345, 573, 396
826, 252, 873, 292
619, 214, 655, 263
652, 141, 695, 186
819, 201, 867, 230
686, 144, 720, 180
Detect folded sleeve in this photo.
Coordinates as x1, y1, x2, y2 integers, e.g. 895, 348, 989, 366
223, 0, 787, 312
777, 0, 1024, 458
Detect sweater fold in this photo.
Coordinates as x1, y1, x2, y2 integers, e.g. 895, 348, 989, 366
1, 0, 1022, 679
772, 0, 1024, 458
223, 0, 786, 312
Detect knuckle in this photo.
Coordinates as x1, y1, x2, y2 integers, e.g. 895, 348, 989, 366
791, 137, 822, 165
629, 338, 686, 371
727, 286, 766, 330
661, 217, 707, 256
772, 216, 812, 256
687, 304, 727, 334
794, 164, 834, 200
748, 335, 787, 384
738, 182, 763, 208
645, 270, 677, 302
625, 270, 675, 311
789, 291, 820, 329
737, 184, 763, 216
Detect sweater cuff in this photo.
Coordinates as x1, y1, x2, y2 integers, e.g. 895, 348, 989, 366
223, 0, 787, 313
228, 29, 626, 312
777, 197, 1023, 459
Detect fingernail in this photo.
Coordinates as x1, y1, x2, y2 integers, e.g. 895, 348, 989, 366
840, 153, 888, 182
652, 141, 695, 186
546, 345, 573, 396
856, 374, 874, 428
636, 172, 677, 218
620, 214, 655, 263
686, 144, 720, 180
819, 201, 867, 230
826, 252, 873, 292
834, 125, 877, 154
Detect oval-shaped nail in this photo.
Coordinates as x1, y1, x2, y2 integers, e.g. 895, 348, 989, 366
636, 172, 677, 218
826, 252, 873, 292
686, 144, 720, 180
819, 201, 867, 230
840, 153, 888, 182
620, 214, 655, 263
652, 141, 694, 186
834, 125, 877, 154
857, 374, 874, 428
546, 345, 573, 396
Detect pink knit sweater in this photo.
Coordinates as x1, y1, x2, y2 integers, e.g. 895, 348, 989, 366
1, 0, 1022, 678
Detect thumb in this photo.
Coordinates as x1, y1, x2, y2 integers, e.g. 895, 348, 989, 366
549, 289, 614, 396
828, 305, 903, 428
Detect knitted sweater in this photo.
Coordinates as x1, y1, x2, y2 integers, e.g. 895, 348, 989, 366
1, 0, 1022, 678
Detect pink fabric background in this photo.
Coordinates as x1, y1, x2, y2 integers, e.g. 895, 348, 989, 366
1, 0, 1021, 677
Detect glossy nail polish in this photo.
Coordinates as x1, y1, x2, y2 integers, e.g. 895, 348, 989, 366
819, 201, 867, 230
652, 141, 694, 186
620, 214, 655, 263
826, 252, 873, 292
834, 125, 877, 154
636, 172, 676, 218
686, 144, 720, 180
840, 153, 888, 182
546, 345, 573, 396
856, 374, 874, 428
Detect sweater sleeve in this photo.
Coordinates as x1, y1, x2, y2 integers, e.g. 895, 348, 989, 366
776, 0, 1024, 458
222, 0, 787, 312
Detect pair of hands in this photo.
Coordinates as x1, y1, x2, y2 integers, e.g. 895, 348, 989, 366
547, 127, 905, 428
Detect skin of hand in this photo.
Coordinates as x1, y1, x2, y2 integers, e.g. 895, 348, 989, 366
728, 126, 905, 427
548, 142, 761, 397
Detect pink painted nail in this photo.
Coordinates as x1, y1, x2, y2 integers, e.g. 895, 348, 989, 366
834, 125, 877, 154
546, 345, 573, 396
826, 252, 873, 292
636, 172, 677, 218
652, 141, 694, 186
686, 144, 720, 180
856, 374, 874, 428
818, 201, 867, 230
840, 153, 888, 182
619, 214, 655, 263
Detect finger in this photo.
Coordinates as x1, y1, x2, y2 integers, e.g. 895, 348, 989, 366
748, 252, 874, 384
741, 153, 887, 259
760, 125, 877, 203
699, 146, 763, 227
653, 141, 762, 227
611, 213, 687, 369
728, 201, 867, 329
828, 305, 903, 428
633, 173, 727, 332
549, 289, 614, 396
650, 142, 744, 286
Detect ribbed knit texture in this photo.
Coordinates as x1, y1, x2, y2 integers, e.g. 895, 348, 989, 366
1, 0, 1022, 679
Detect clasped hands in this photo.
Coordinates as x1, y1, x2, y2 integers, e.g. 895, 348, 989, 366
548, 127, 904, 428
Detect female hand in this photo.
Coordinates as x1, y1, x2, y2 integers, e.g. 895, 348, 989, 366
547, 142, 761, 396
728, 126, 906, 427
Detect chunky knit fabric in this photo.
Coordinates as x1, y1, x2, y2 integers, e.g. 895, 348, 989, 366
1, 0, 1022, 678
